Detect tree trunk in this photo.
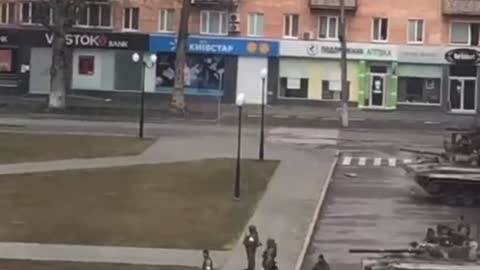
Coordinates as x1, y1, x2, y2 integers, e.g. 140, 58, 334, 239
171, 0, 191, 113
48, 34, 67, 110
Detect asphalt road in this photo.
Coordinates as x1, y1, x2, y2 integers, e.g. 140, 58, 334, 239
302, 130, 480, 270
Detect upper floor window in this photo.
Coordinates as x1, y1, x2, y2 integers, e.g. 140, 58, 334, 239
0, 3, 15, 24
372, 17, 388, 42
450, 22, 480, 46
248, 13, 264, 37
408, 19, 424, 44
20, 2, 51, 25
283, 14, 299, 38
200, 10, 227, 35
123, 7, 139, 30
318, 15, 338, 40
76, 2, 112, 28
159, 9, 174, 32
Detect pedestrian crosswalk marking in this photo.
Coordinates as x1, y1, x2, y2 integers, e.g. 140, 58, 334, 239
358, 157, 367, 166
388, 158, 396, 167
340, 156, 412, 167
342, 156, 352, 166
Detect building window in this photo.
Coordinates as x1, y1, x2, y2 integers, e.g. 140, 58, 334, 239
20, 2, 52, 25
123, 7, 139, 30
283, 14, 299, 38
76, 2, 112, 27
248, 13, 264, 37
0, 3, 15, 24
78, 55, 95, 75
450, 22, 480, 45
321, 80, 350, 100
318, 16, 338, 40
159, 9, 174, 32
200, 10, 228, 35
399, 77, 441, 104
408, 19, 424, 44
372, 18, 388, 42
0, 49, 14, 73
279, 77, 308, 98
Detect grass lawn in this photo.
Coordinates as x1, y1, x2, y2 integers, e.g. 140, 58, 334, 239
0, 158, 278, 250
0, 260, 199, 270
0, 132, 153, 163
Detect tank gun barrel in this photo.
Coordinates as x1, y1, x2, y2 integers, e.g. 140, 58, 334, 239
349, 249, 418, 254
399, 148, 443, 156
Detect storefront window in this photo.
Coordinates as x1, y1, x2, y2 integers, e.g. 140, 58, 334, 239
398, 77, 441, 104
0, 49, 14, 73
78, 55, 95, 75
321, 80, 350, 101
279, 77, 308, 98
156, 53, 225, 91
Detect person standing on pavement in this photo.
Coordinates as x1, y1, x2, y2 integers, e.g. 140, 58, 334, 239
202, 249, 214, 270
313, 254, 330, 270
243, 225, 262, 270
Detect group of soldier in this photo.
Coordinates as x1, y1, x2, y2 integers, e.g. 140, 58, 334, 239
202, 225, 331, 270
423, 215, 471, 247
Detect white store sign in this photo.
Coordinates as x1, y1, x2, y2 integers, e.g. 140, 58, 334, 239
280, 40, 398, 61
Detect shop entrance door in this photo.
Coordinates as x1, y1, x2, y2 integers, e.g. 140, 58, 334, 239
449, 77, 477, 113
369, 74, 386, 107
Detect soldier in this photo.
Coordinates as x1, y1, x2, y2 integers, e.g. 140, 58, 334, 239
312, 254, 330, 270
262, 238, 278, 270
457, 215, 471, 237
243, 225, 262, 270
202, 249, 214, 270
424, 228, 437, 244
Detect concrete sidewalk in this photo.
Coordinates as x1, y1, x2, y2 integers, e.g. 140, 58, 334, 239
0, 243, 228, 267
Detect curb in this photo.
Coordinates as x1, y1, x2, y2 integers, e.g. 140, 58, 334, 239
293, 150, 340, 270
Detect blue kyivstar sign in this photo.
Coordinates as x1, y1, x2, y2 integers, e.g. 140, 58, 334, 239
150, 35, 279, 57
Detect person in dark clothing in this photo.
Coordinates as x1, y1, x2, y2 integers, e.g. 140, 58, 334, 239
424, 228, 438, 244
243, 225, 262, 270
202, 249, 214, 270
312, 254, 330, 270
262, 238, 277, 270
457, 215, 471, 237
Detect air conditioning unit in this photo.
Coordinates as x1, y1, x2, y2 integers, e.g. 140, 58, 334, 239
303, 31, 314, 40
229, 23, 240, 33
228, 13, 240, 33
229, 13, 240, 24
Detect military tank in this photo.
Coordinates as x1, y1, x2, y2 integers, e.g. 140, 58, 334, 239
351, 240, 480, 270
401, 126, 480, 206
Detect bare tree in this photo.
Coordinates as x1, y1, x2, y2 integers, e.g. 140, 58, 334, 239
171, 0, 191, 114
37, 0, 86, 110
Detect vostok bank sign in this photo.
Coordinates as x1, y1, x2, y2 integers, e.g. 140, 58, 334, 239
45, 33, 129, 48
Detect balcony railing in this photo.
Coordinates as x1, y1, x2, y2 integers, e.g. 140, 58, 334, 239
309, 0, 357, 10
443, 0, 480, 16
190, 0, 238, 7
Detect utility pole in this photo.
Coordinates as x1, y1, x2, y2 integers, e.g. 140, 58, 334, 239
339, 0, 349, 128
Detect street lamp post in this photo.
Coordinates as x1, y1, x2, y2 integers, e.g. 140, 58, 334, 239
259, 68, 268, 161
132, 52, 158, 139
234, 93, 245, 200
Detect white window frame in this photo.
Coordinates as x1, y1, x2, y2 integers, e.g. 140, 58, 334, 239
123, 7, 139, 31
449, 21, 475, 45
283, 14, 299, 39
0, 3, 12, 25
407, 19, 425, 44
19, 2, 53, 25
372, 17, 389, 43
158, 8, 174, 33
247, 13, 264, 37
75, 2, 113, 29
200, 10, 228, 36
318, 15, 339, 40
